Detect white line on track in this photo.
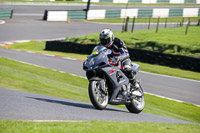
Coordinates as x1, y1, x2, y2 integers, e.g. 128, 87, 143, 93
0, 40, 30, 47
43, 54, 55, 57
62, 57, 77, 61
0, 20, 5, 24
26, 51, 35, 54
140, 71, 200, 83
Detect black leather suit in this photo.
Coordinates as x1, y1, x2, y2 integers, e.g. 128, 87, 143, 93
106, 37, 135, 82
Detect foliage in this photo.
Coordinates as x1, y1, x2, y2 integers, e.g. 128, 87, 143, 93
0, 121, 200, 133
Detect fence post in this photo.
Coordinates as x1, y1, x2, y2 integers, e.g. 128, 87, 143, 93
185, 17, 190, 35
125, 16, 129, 32
156, 16, 160, 33
181, 17, 184, 27
198, 19, 200, 26
85, 0, 91, 20
131, 16, 135, 32
148, 16, 151, 29
165, 18, 168, 28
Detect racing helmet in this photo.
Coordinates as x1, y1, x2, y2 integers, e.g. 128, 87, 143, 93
99, 29, 114, 48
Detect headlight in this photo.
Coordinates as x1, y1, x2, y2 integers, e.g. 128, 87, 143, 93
89, 58, 95, 66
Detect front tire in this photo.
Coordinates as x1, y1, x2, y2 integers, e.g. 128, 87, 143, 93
126, 81, 145, 113
88, 81, 108, 110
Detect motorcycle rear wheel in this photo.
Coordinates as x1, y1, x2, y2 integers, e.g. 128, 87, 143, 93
126, 82, 145, 113
88, 81, 108, 110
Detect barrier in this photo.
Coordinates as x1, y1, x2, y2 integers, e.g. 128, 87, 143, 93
157, 0, 170, 3
138, 9, 153, 18
153, 9, 169, 18
45, 41, 200, 72
68, 10, 86, 20
169, 9, 183, 17
0, 8, 13, 19
87, 9, 106, 20
129, 0, 142, 3
44, 8, 200, 21
105, 10, 121, 18
120, 9, 138, 18
44, 10, 86, 21
142, 0, 157, 4
183, 8, 199, 17
47, 11, 68, 21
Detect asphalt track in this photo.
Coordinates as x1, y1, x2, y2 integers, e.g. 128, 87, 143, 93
0, 15, 179, 43
0, 88, 196, 124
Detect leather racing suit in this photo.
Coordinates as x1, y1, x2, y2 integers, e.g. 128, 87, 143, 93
106, 37, 135, 83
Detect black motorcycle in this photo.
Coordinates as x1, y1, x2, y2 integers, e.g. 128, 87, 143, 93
83, 45, 145, 113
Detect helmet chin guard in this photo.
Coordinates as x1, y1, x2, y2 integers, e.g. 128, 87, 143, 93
99, 29, 114, 47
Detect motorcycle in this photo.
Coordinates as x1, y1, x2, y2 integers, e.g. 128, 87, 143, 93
83, 45, 145, 113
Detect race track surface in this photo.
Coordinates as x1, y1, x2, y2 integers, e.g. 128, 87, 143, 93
0, 88, 196, 124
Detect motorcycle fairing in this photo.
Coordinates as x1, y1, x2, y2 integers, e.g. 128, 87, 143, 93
100, 66, 130, 105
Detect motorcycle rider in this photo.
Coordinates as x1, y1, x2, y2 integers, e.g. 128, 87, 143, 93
99, 28, 136, 85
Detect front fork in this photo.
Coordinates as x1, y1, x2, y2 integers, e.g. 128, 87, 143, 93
99, 80, 107, 95
129, 80, 144, 98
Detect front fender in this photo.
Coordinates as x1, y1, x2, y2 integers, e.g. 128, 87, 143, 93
89, 77, 103, 82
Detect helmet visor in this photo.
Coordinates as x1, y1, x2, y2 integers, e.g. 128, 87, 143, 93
100, 38, 111, 47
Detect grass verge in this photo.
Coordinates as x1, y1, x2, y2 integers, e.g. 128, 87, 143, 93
0, 57, 200, 124
65, 26, 200, 57
89, 17, 200, 24
3, 41, 200, 81
0, 121, 200, 133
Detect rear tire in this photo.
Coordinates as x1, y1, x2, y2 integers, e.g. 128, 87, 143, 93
88, 81, 108, 110
126, 82, 145, 113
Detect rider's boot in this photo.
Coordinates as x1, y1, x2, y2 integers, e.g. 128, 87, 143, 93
124, 69, 136, 86
129, 73, 137, 87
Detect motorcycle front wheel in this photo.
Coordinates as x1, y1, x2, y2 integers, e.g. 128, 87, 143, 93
88, 80, 108, 110
126, 81, 145, 113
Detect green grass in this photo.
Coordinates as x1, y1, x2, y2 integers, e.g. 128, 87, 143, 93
3, 40, 200, 81
0, 57, 88, 102
66, 26, 200, 57
0, 57, 200, 124
0, 121, 200, 133
89, 17, 200, 23
136, 61, 200, 81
